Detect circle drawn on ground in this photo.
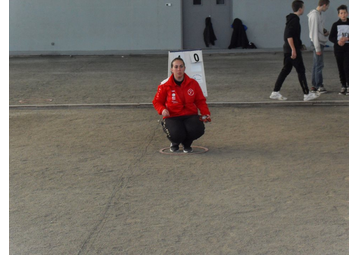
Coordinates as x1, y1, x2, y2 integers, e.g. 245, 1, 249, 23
159, 146, 209, 155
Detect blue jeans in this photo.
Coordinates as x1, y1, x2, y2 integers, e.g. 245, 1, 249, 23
311, 43, 325, 89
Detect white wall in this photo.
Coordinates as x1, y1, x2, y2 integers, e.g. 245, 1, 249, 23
232, 0, 350, 49
9, 0, 183, 54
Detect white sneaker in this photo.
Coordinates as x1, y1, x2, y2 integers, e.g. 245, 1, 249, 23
304, 92, 320, 101
270, 91, 287, 101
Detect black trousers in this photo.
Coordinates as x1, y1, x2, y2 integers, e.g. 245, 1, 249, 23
274, 52, 309, 94
161, 115, 205, 147
334, 50, 349, 87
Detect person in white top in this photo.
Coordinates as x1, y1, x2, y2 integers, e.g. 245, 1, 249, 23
307, 0, 330, 93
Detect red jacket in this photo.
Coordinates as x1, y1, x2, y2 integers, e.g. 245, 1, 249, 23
153, 74, 210, 118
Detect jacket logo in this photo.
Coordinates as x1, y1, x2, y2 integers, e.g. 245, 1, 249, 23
187, 89, 194, 96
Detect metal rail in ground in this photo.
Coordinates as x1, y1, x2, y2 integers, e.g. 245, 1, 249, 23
9, 100, 349, 110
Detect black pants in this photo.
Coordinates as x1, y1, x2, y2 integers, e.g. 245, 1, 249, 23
161, 115, 205, 147
334, 50, 349, 87
274, 52, 309, 94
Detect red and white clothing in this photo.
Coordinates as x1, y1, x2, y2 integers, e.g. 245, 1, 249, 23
153, 73, 210, 118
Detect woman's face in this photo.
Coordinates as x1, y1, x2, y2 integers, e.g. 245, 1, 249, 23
171, 60, 186, 81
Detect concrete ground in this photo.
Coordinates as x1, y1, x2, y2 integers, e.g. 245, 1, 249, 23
9, 51, 349, 254
9, 50, 348, 106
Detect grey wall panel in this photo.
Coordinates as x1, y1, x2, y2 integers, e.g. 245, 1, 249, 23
9, 0, 183, 54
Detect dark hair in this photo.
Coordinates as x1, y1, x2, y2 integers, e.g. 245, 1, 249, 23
318, 0, 330, 7
171, 57, 185, 68
292, 0, 304, 12
337, 4, 347, 13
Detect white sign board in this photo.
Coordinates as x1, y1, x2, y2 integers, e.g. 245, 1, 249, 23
168, 50, 208, 97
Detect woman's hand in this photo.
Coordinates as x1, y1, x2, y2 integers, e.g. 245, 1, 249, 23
162, 109, 170, 117
200, 115, 211, 123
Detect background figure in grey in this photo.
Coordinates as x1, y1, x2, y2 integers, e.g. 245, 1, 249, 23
307, 0, 330, 93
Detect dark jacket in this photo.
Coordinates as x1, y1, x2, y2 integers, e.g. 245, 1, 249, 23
203, 17, 217, 47
283, 13, 302, 54
329, 18, 349, 53
228, 18, 249, 49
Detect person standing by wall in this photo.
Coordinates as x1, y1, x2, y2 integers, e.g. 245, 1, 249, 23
270, 0, 320, 101
308, 0, 330, 93
329, 4, 349, 95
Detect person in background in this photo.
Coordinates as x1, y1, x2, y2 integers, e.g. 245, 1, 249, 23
153, 57, 211, 153
307, 0, 330, 93
270, 0, 320, 101
329, 4, 349, 95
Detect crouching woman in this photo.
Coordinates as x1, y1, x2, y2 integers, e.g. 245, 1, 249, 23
153, 57, 211, 153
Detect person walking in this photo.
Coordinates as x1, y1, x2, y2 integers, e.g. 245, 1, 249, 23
270, 0, 320, 101
307, 0, 330, 93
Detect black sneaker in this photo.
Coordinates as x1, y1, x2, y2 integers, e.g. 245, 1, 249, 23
318, 86, 327, 93
311, 87, 318, 93
183, 147, 193, 153
339, 87, 347, 95
170, 143, 179, 152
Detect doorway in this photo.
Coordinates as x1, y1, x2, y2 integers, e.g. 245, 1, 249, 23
182, 0, 232, 49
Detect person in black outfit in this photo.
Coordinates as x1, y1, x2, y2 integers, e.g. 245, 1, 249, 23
270, 0, 320, 101
329, 5, 349, 95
